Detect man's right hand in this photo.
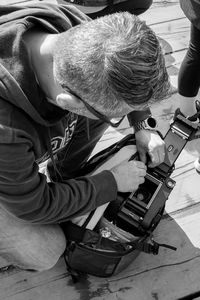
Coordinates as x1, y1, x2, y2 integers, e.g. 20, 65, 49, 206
110, 160, 147, 193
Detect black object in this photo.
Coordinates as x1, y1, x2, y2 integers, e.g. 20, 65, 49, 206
113, 112, 199, 235
61, 110, 200, 281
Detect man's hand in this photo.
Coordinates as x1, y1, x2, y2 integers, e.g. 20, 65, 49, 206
135, 130, 165, 168
110, 160, 147, 193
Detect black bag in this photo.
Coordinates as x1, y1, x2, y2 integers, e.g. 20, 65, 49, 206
62, 219, 149, 279
61, 130, 183, 281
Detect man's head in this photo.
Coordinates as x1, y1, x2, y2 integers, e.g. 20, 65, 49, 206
52, 12, 170, 119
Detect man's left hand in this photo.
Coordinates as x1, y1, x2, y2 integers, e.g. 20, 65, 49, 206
135, 130, 165, 168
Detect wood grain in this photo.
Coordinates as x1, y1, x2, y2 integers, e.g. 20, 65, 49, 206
1, 1, 200, 300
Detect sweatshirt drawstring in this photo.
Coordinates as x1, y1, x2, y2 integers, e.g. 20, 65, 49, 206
86, 118, 90, 140
47, 128, 63, 182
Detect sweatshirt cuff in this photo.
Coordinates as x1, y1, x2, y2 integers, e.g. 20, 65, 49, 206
90, 170, 118, 207
127, 108, 152, 127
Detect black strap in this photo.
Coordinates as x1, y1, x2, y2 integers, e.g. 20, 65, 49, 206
78, 134, 136, 176
61, 221, 177, 255
61, 221, 98, 243
61, 221, 126, 252
127, 238, 177, 255
188, 100, 200, 122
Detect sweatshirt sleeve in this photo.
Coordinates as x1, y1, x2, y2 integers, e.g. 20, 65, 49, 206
0, 138, 117, 224
127, 108, 152, 127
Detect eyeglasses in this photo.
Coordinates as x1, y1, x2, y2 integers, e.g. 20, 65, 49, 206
67, 88, 125, 128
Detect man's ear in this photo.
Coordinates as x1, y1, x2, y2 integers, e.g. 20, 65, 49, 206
56, 92, 84, 110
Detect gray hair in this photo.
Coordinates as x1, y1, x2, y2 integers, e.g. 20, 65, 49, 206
53, 12, 170, 113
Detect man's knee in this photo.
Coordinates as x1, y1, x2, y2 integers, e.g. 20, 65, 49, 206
24, 234, 66, 271
18, 225, 67, 272
0, 223, 67, 272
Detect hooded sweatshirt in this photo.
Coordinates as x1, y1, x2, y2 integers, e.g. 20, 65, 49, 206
0, 2, 118, 224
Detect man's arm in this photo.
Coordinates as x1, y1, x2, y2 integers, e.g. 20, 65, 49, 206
0, 139, 118, 224
0, 132, 147, 224
128, 109, 166, 167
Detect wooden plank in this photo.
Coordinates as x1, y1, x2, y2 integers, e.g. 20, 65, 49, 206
141, 2, 185, 26
153, 18, 190, 55
1, 2, 200, 300
2, 203, 200, 300
0, 0, 57, 5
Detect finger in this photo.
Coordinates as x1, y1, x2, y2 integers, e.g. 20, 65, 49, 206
159, 149, 166, 162
133, 177, 145, 190
138, 151, 147, 165
132, 160, 147, 169
148, 151, 159, 168
148, 148, 166, 168
138, 169, 147, 177
139, 176, 145, 184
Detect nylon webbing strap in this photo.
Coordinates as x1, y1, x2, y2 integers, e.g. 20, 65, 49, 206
127, 239, 177, 255
61, 221, 175, 255
61, 221, 99, 243
61, 221, 125, 251
79, 134, 136, 176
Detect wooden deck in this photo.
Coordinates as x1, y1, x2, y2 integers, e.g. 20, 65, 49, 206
1, 0, 200, 299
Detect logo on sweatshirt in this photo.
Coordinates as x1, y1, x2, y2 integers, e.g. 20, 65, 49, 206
37, 113, 78, 164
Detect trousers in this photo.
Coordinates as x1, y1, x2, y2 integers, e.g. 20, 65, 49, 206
178, 24, 200, 97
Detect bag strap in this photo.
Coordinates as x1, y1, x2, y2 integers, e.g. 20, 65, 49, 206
61, 221, 126, 252
79, 134, 136, 176
61, 222, 177, 255
126, 237, 177, 255
61, 221, 98, 243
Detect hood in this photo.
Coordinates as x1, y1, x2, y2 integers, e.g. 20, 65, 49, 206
0, 2, 90, 126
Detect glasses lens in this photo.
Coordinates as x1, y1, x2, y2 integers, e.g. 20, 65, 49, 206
64, 87, 125, 127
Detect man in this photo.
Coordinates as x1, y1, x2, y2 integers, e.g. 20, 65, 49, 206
0, 2, 170, 271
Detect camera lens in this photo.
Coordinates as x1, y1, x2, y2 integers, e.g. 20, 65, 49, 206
136, 187, 151, 204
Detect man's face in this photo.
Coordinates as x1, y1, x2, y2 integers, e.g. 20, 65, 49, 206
55, 85, 149, 126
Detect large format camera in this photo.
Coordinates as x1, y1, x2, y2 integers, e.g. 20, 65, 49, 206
105, 113, 199, 236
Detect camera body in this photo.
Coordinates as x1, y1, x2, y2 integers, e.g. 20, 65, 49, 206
115, 172, 175, 235
107, 114, 199, 236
